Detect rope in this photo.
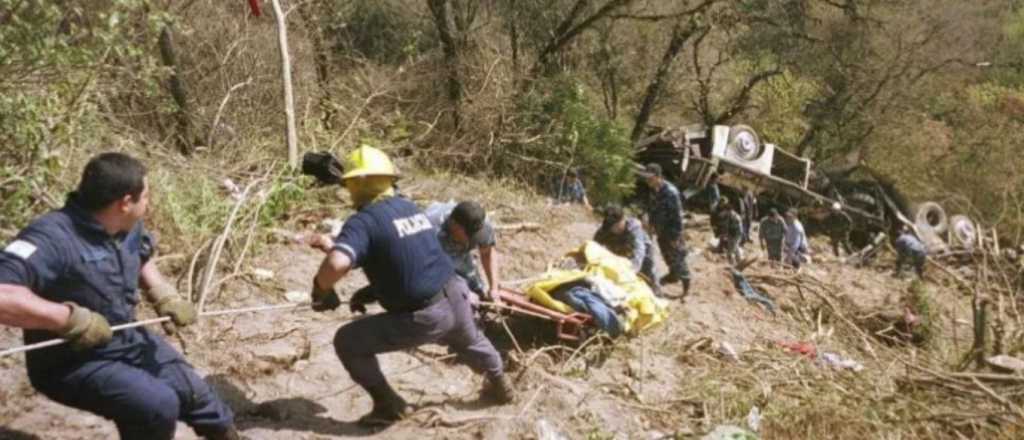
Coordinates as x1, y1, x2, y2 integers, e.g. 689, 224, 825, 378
0, 302, 307, 358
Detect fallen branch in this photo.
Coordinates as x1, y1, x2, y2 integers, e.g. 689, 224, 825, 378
494, 222, 542, 232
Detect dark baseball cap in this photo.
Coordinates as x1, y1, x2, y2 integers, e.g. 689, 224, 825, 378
637, 163, 662, 179
602, 204, 625, 227
451, 201, 489, 243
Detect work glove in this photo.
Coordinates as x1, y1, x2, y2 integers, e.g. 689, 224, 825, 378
155, 296, 198, 327
311, 280, 341, 312
349, 285, 378, 314
148, 282, 197, 329
60, 302, 112, 351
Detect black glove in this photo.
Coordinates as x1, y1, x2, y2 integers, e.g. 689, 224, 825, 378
311, 280, 341, 312
349, 285, 378, 314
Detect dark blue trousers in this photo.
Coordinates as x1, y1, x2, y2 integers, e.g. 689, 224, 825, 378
30, 329, 234, 440
334, 276, 504, 390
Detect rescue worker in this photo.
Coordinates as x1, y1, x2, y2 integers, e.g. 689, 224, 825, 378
826, 202, 854, 257
741, 189, 758, 245
559, 168, 592, 210
784, 208, 809, 269
307, 145, 514, 427
593, 204, 661, 296
759, 208, 786, 263
424, 200, 503, 305
0, 153, 238, 440
706, 173, 721, 213
638, 163, 691, 297
717, 200, 744, 266
894, 226, 928, 279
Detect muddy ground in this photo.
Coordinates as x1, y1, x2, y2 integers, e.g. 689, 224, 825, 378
0, 176, 973, 439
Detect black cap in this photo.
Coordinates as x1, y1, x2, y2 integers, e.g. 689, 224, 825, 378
451, 201, 488, 243
637, 163, 662, 179
602, 204, 625, 227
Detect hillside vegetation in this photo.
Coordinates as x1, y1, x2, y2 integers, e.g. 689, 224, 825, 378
4, 0, 1024, 245
3, 3, 1024, 439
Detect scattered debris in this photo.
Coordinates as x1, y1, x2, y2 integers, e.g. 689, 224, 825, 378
494, 222, 542, 232
819, 352, 865, 372
728, 269, 776, 315
251, 268, 274, 281
985, 355, 1024, 373
746, 405, 762, 433
284, 290, 306, 303
718, 341, 741, 363
535, 418, 568, 440
777, 341, 817, 358
221, 178, 244, 201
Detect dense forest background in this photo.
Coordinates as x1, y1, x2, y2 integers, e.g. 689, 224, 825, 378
3, 0, 1024, 244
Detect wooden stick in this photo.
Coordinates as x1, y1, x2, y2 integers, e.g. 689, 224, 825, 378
494, 222, 542, 232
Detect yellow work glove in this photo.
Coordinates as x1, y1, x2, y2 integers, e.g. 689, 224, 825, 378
60, 302, 112, 351
149, 283, 197, 327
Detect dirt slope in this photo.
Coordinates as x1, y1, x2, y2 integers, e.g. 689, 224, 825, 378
0, 175, 972, 439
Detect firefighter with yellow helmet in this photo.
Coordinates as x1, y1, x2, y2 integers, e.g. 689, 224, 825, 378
307, 145, 514, 427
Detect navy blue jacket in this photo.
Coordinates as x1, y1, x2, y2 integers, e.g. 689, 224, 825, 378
333, 196, 454, 311
0, 194, 165, 382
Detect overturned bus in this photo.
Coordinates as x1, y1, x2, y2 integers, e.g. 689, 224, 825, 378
632, 124, 977, 252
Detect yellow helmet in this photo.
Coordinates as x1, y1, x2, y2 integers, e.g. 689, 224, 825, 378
341, 144, 399, 180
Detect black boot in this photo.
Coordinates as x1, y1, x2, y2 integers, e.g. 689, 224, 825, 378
682, 278, 691, 298
660, 273, 680, 285
358, 383, 408, 427
480, 375, 515, 404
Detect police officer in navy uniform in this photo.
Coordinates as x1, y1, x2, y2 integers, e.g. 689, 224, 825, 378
307, 145, 514, 427
0, 153, 238, 440
638, 163, 692, 297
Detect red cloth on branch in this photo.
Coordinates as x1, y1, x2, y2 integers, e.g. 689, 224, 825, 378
247, 0, 261, 17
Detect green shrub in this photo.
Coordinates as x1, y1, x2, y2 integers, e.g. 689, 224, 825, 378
503, 76, 635, 205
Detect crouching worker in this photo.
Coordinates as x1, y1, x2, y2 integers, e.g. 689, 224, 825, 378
424, 200, 503, 306
307, 145, 514, 427
593, 205, 661, 296
0, 153, 237, 440
894, 226, 928, 279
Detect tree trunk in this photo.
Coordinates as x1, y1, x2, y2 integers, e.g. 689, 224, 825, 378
270, 0, 299, 169
428, 0, 462, 130
507, 0, 519, 77
631, 20, 696, 142
158, 24, 195, 155
296, 0, 334, 129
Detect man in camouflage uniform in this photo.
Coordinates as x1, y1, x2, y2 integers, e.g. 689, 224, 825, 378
717, 200, 744, 266
593, 205, 661, 296
826, 202, 854, 257
741, 189, 758, 245
639, 163, 691, 297
759, 208, 786, 263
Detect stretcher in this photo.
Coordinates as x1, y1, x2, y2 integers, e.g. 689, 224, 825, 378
490, 287, 594, 341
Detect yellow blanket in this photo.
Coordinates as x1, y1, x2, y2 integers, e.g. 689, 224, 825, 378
525, 241, 668, 335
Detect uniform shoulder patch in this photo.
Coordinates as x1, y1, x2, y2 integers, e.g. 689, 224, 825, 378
4, 239, 38, 260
